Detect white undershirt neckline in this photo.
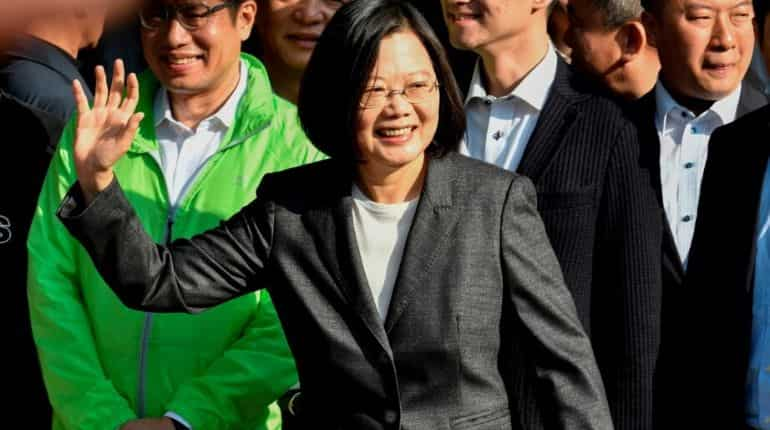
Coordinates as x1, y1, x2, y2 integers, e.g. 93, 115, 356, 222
351, 185, 419, 322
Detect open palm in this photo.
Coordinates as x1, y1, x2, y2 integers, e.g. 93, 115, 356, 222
72, 59, 144, 200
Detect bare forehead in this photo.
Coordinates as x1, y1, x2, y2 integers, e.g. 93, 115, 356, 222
371, 30, 435, 79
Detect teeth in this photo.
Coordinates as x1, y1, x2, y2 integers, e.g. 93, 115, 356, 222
380, 127, 412, 137
169, 57, 198, 65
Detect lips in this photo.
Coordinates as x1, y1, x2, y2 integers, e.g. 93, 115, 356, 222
375, 126, 418, 142
286, 32, 321, 48
447, 11, 481, 23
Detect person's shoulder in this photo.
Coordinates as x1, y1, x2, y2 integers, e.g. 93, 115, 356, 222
441, 152, 524, 196
257, 159, 340, 204
714, 103, 770, 140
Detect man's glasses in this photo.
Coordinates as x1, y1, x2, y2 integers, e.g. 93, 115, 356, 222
139, 1, 234, 31
360, 80, 440, 109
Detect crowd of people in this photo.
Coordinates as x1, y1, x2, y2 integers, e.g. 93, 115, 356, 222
3, 0, 770, 429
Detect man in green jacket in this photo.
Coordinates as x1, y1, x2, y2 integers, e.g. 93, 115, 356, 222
27, 1, 323, 429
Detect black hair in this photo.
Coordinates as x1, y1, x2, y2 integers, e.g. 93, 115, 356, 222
297, 0, 465, 165
756, 0, 769, 43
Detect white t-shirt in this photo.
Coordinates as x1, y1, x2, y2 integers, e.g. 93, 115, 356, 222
351, 185, 419, 321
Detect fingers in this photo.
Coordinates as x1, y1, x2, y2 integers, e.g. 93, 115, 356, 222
93, 65, 108, 108
72, 79, 90, 119
107, 59, 125, 109
120, 72, 140, 114
119, 112, 145, 147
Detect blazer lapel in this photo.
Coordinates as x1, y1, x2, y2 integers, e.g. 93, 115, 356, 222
384, 155, 461, 334
302, 167, 392, 355
637, 92, 687, 283
517, 60, 580, 181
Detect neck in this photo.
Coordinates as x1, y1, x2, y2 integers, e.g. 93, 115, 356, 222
477, 27, 549, 97
24, 22, 82, 59
168, 64, 241, 129
660, 75, 716, 116
263, 56, 302, 104
356, 155, 427, 204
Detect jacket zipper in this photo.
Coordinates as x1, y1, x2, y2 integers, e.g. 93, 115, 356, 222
137, 211, 175, 417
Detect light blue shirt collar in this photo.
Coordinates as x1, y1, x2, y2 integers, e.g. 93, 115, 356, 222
654, 80, 742, 130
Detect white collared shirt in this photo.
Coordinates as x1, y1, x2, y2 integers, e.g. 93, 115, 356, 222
459, 45, 558, 172
654, 80, 741, 267
152, 60, 248, 210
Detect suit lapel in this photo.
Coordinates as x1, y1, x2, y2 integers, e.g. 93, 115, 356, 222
637, 92, 687, 283
517, 60, 580, 181
302, 166, 392, 354
384, 155, 461, 334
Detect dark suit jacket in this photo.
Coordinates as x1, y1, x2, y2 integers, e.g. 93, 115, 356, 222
60, 153, 613, 430
0, 35, 93, 151
0, 90, 53, 428
681, 105, 770, 428
497, 60, 663, 430
633, 83, 768, 429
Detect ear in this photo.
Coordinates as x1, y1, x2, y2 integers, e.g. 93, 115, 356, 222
618, 20, 646, 62
641, 10, 658, 48
237, 0, 257, 41
532, 0, 552, 14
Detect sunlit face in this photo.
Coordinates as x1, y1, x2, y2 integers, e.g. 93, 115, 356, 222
256, 0, 348, 74
566, 0, 624, 83
141, 0, 256, 96
441, 0, 537, 52
355, 30, 440, 176
647, 0, 754, 100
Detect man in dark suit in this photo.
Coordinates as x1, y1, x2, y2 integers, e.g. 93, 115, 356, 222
632, 0, 766, 427
439, 0, 662, 429
0, 6, 105, 151
684, 105, 770, 430
0, 90, 55, 429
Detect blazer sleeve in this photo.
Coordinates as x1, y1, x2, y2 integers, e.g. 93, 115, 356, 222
592, 121, 662, 430
500, 175, 614, 430
57, 176, 276, 314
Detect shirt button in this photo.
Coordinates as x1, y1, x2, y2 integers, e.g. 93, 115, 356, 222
384, 410, 398, 424
691, 126, 697, 133
684, 162, 695, 169
680, 111, 688, 118
484, 99, 492, 106
682, 215, 692, 222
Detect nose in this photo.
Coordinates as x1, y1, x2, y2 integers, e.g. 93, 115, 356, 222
165, 17, 192, 46
710, 12, 736, 50
293, 0, 326, 25
383, 91, 413, 117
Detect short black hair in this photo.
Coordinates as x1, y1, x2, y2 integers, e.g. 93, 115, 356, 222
756, 0, 769, 42
298, 0, 465, 165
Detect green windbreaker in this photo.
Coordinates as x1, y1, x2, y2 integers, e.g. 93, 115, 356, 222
27, 54, 324, 430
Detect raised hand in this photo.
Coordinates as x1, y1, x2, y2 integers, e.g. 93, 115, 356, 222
72, 58, 144, 203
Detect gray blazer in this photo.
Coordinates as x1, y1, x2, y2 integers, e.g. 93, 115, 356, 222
60, 152, 612, 430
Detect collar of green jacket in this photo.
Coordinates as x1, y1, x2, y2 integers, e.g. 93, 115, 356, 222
130, 53, 275, 154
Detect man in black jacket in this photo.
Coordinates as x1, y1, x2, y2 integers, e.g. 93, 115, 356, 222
0, 89, 55, 429
0, 5, 105, 151
440, 0, 662, 429
634, 0, 766, 426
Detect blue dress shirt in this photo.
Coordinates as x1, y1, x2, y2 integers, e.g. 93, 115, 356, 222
748, 157, 770, 429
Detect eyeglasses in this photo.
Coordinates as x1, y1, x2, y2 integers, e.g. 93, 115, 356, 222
139, 1, 234, 31
359, 80, 440, 109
